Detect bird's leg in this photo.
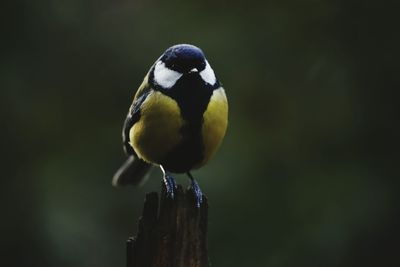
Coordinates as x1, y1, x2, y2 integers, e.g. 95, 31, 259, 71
187, 172, 203, 208
160, 165, 176, 199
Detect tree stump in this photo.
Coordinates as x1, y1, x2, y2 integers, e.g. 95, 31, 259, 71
126, 184, 209, 267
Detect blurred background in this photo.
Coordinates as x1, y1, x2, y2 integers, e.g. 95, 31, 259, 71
1, 1, 399, 266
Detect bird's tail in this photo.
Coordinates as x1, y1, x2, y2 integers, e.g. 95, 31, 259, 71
112, 156, 152, 187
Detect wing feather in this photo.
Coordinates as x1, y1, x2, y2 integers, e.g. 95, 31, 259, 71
122, 74, 153, 155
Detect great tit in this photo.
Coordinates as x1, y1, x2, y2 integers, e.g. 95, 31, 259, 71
112, 44, 228, 207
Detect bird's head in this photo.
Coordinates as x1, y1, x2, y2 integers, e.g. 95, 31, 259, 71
150, 44, 217, 89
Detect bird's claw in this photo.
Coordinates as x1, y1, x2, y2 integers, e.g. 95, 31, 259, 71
190, 179, 203, 208
164, 174, 177, 199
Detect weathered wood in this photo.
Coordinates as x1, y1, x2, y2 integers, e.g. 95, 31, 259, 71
127, 184, 209, 267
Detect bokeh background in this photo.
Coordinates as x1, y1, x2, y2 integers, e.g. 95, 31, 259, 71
2, 1, 399, 266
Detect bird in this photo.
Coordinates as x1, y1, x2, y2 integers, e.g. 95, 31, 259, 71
112, 44, 228, 207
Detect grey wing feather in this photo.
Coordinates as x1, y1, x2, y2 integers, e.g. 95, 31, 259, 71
114, 84, 153, 187
122, 89, 152, 155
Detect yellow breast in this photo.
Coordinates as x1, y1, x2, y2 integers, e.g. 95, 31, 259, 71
196, 87, 228, 168
130, 91, 183, 164
130, 87, 228, 170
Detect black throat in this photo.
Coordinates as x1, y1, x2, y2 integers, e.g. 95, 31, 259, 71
165, 74, 215, 124
151, 72, 219, 172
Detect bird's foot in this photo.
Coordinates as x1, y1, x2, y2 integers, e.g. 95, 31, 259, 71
191, 179, 203, 208
188, 174, 203, 208
160, 165, 177, 199
163, 173, 177, 199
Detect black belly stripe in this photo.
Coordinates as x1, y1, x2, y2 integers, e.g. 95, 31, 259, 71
157, 73, 217, 172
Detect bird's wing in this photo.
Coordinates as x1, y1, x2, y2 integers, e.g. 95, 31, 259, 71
122, 74, 152, 155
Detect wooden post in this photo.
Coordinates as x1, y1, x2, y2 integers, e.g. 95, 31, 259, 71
126, 185, 209, 267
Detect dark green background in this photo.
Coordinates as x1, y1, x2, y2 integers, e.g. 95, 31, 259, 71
1, 1, 399, 266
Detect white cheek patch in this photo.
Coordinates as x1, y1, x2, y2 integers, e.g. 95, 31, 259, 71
200, 60, 216, 85
153, 61, 183, 89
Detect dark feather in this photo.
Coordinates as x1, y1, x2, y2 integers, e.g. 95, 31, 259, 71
112, 156, 152, 187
